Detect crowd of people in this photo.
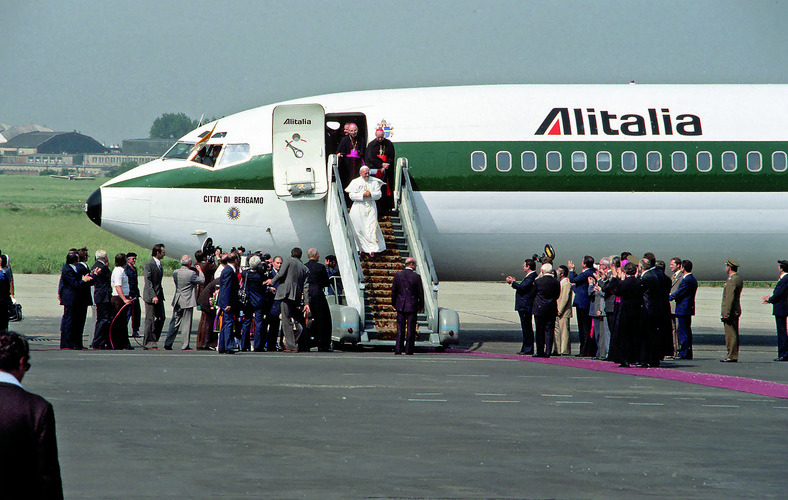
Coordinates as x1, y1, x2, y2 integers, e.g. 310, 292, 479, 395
52, 244, 342, 355
507, 251, 788, 366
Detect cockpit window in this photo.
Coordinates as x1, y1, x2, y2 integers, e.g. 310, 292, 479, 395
191, 145, 222, 167
163, 142, 195, 160
218, 144, 251, 167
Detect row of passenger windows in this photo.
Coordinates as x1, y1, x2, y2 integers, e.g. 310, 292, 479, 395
471, 150, 788, 173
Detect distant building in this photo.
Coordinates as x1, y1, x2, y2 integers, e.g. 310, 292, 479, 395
0, 123, 55, 143
0, 131, 107, 155
122, 138, 174, 156
82, 153, 158, 168
0, 128, 170, 176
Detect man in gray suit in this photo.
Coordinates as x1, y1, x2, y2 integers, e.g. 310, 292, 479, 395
164, 255, 205, 351
268, 247, 308, 352
143, 243, 166, 350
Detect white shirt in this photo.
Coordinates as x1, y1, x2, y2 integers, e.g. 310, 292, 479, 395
214, 264, 225, 280
111, 266, 130, 297
0, 371, 22, 388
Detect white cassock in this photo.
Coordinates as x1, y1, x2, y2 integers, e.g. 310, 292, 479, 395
345, 175, 386, 254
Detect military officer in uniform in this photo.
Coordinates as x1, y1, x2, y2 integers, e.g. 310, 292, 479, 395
720, 258, 743, 362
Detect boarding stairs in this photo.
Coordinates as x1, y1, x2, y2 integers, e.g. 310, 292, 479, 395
324, 155, 459, 348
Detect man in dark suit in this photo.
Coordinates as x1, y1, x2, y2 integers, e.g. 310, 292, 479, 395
391, 257, 424, 355
90, 250, 112, 350
532, 263, 561, 357
142, 244, 166, 350
240, 255, 270, 352
0, 255, 11, 332
762, 259, 788, 362
506, 258, 538, 355
217, 253, 241, 354
124, 252, 142, 337
266, 256, 283, 351
269, 248, 308, 352
304, 248, 332, 352
638, 255, 671, 367
73, 248, 95, 348
568, 256, 596, 357
0, 331, 63, 499
669, 259, 698, 360
59, 252, 93, 349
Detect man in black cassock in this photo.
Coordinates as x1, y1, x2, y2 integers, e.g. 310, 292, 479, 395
337, 123, 365, 190
365, 128, 396, 215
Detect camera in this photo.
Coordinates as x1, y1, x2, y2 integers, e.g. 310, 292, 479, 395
202, 238, 217, 264
533, 244, 556, 264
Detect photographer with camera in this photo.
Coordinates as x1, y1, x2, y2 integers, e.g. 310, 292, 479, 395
240, 255, 272, 352
164, 255, 204, 351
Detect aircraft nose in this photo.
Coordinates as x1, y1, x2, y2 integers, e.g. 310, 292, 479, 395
85, 188, 101, 227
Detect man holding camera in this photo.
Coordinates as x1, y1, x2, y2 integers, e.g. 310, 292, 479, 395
164, 255, 204, 351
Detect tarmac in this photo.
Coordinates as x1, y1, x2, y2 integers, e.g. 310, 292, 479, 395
8, 275, 788, 499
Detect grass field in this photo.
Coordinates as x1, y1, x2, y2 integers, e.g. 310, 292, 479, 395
0, 175, 177, 273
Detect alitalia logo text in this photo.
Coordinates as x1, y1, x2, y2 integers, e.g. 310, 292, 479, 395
283, 118, 312, 125
535, 108, 702, 136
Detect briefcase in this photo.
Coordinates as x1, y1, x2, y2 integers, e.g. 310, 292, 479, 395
8, 302, 23, 322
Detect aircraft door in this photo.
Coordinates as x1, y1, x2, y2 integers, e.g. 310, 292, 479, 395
272, 103, 327, 200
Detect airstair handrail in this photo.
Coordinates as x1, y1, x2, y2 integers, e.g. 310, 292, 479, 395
325, 154, 365, 318
396, 157, 439, 332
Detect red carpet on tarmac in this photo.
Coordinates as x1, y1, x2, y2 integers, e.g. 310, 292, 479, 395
446, 349, 788, 399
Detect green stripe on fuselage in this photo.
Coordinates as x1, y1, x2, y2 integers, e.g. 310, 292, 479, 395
399, 141, 788, 192
107, 141, 788, 192
107, 155, 274, 190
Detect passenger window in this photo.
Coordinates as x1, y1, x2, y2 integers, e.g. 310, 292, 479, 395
218, 144, 251, 167
747, 152, 762, 172
596, 151, 611, 172
697, 152, 712, 172
496, 151, 511, 172
571, 151, 586, 172
672, 152, 687, 172
521, 151, 536, 172
646, 152, 661, 172
621, 151, 636, 172
471, 151, 486, 172
773, 151, 787, 172
546, 151, 561, 172
722, 151, 736, 172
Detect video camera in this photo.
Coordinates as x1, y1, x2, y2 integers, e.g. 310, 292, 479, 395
201, 238, 221, 265
531, 244, 556, 264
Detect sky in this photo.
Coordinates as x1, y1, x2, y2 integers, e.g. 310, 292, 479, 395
3, 0, 788, 146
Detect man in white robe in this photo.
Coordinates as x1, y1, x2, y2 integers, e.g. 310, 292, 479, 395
345, 166, 386, 256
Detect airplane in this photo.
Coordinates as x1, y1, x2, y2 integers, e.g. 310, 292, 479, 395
85, 83, 788, 347
85, 84, 788, 283
51, 174, 95, 181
